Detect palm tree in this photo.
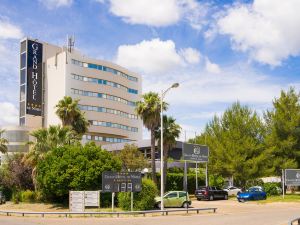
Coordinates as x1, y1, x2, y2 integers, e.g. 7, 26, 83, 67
23, 125, 78, 190
136, 92, 168, 184
155, 116, 181, 192
55, 96, 89, 135
0, 129, 8, 154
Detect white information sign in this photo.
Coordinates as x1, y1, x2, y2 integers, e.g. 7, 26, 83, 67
84, 191, 100, 207
69, 191, 85, 212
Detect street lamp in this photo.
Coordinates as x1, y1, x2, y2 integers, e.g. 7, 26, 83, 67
160, 82, 179, 211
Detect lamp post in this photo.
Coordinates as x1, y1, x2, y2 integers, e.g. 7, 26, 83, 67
160, 82, 179, 211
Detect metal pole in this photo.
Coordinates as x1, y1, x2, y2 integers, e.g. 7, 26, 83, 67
205, 163, 208, 186
160, 90, 164, 211
112, 192, 115, 212
183, 131, 187, 192
282, 169, 285, 199
196, 162, 198, 190
131, 192, 133, 211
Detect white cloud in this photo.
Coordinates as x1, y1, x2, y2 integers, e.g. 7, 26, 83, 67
180, 48, 201, 64
205, 57, 221, 74
0, 20, 23, 39
101, 0, 208, 29
0, 102, 18, 126
216, 0, 300, 66
40, 0, 73, 9
116, 38, 188, 74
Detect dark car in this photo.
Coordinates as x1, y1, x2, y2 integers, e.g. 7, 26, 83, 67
0, 191, 6, 204
195, 186, 228, 201
237, 186, 267, 202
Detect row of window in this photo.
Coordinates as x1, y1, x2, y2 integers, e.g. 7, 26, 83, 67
78, 104, 138, 120
71, 88, 136, 107
71, 74, 138, 94
71, 59, 138, 82
89, 120, 138, 132
83, 134, 131, 143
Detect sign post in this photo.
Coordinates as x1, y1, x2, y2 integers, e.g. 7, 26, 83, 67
112, 192, 115, 212
282, 169, 285, 199
131, 192, 133, 211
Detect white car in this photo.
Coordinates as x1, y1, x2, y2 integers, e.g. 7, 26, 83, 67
224, 186, 242, 196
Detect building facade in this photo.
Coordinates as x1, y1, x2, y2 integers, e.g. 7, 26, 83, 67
19, 37, 142, 145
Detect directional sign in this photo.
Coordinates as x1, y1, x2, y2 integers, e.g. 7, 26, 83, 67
84, 191, 100, 207
102, 171, 142, 193
182, 143, 209, 162
285, 169, 300, 186
69, 191, 85, 212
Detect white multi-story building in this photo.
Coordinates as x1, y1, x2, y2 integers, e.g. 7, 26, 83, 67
19, 37, 142, 145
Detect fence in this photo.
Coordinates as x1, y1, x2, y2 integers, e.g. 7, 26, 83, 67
0, 207, 217, 218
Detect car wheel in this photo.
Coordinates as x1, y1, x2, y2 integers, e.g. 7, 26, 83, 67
224, 195, 228, 200
197, 198, 201, 201
157, 202, 161, 209
182, 202, 189, 208
209, 195, 214, 201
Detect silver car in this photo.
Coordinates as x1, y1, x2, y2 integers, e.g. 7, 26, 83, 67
224, 186, 242, 196
0, 191, 6, 204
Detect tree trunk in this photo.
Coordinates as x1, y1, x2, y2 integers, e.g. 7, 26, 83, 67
163, 145, 168, 192
150, 129, 157, 184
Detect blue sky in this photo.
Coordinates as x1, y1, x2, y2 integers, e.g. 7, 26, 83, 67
0, 0, 299, 140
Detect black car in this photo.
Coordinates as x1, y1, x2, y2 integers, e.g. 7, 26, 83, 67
195, 186, 228, 201
0, 191, 5, 204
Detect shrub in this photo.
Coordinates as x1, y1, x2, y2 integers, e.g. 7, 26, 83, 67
37, 142, 122, 203
263, 183, 281, 196
21, 190, 36, 202
12, 191, 21, 204
118, 179, 158, 211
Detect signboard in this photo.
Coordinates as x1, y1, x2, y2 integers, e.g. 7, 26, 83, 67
182, 143, 209, 162
102, 171, 142, 193
285, 169, 300, 186
84, 191, 100, 207
26, 40, 43, 116
69, 191, 85, 212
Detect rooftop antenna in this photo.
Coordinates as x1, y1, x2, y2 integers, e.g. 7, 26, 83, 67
67, 35, 75, 53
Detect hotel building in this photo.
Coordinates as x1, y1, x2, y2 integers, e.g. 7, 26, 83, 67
19, 37, 142, 145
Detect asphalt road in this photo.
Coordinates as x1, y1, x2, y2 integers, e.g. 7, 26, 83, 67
1, 200, 300, 225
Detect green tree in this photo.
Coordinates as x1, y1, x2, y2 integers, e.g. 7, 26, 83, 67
36, 142, 121, 202
117, 144, 148, 171
23, 125, 79, 190
264, 88, 300, 175
0, 129, 8, 154
155, 115, 181, 192
55, 96, 89, 135
136, 92, 168, 184
194, 102, 265, 187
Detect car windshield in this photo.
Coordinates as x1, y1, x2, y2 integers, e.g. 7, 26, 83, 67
248, 187, 259, 192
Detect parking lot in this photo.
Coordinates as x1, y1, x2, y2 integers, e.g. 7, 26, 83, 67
1, 199, 300, 225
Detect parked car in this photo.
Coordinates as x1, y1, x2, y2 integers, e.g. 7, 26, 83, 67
223, 186, 242, 196
155, 191, 191, 208
237, 186, 267, 202
195, 186, 228, 201
0, 191, 6, 204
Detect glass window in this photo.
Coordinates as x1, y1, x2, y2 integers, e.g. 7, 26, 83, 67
19, 117, 25, 126
20, 85, 26, 101
20, 69, 26, 84
20, 41, 26, 53
20, 53, 26, 69
166, 192, 177, 198
88, 63, 97, 69
20, 101, 25, 117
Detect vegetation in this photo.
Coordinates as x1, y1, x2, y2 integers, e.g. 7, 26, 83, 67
0, 129, 8, 154
155, 115, 181, 191
136, 92, 168, 184
55, 96, 89, 135
117, 144, 148, 171
118, 179, 158, 210
36, 142, 121, 203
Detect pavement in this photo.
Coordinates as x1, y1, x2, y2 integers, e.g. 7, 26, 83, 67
0, 200, 300, 225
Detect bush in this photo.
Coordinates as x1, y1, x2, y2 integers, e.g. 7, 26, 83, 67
118, 179, 158, 211
37, 142, 122, 203
12, 191, 21, 204
21, 190, 36, 202
263, 183, 281, 196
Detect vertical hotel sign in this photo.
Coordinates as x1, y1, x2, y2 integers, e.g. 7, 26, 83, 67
26, 40, 43, 116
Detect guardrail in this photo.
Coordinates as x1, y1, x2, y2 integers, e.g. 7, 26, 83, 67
289, 217, 300, 225
0, 207, 217, 218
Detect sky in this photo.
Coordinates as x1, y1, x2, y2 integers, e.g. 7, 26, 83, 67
0, 0, 299, 140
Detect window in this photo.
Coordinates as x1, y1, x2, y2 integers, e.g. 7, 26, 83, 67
21, 41, 26, 53
19, 117, 25, 126
20, 85, 26, 101
179, 192, 187, 198
19, 101, 25, 117
20, 53, 26, 69
20, 69, 26, 84
166, 192, 177, 198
